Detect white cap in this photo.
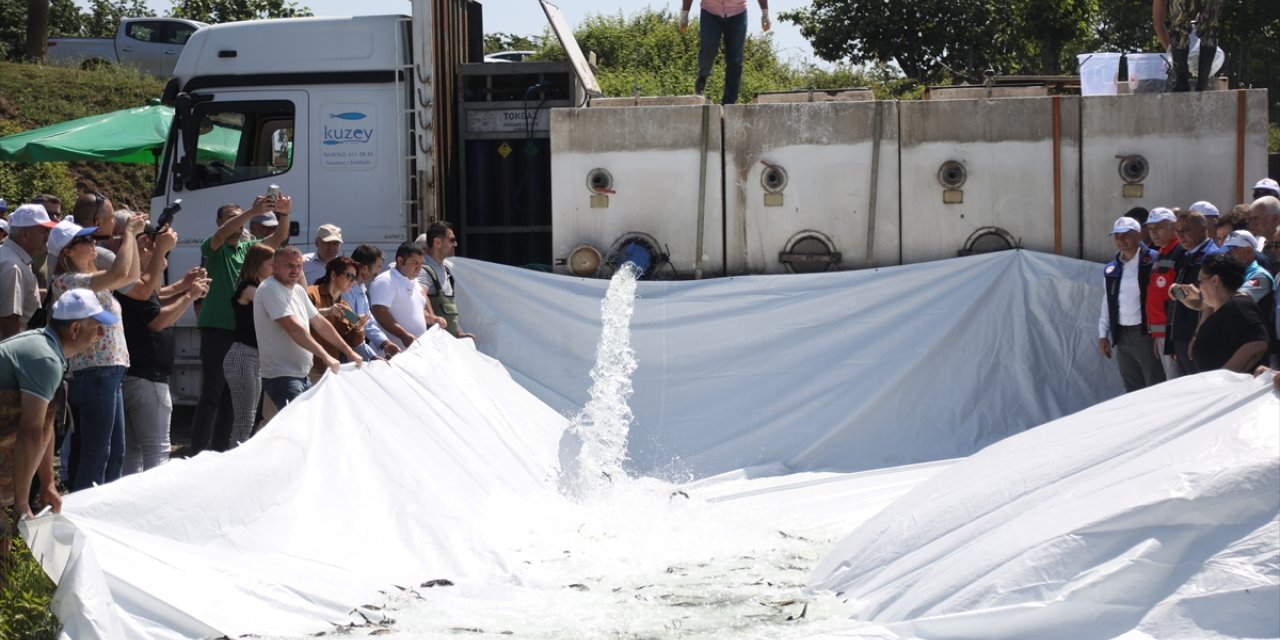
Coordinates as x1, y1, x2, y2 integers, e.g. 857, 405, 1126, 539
1222, 230, 1259, 250
251, 212, 278, 227
0, 219, 8, 234
47, 219, 98, 258
315, 223, 342, 243
1111, 216, 1141, 235
1252, 178, 1280, 197
8, 203, 58, 229
1189, 200, 1219, 218
50, 289, 118, 325
1145, 207, 1176, 224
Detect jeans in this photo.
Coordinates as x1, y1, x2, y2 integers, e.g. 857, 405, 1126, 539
122, 376, 172, 474
68, 365, 127, 491
192, 327, 235, 453
263, 376, 310, 412
223, 342, 261, 448
697, 9, 747, 105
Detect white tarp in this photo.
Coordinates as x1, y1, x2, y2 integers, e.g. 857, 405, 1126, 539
807, 371, 1280, 640
20, 331, 566, 639
25, 250, 1271, 640
453, 250, 1121, 478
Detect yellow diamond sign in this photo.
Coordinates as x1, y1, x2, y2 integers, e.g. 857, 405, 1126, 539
497, 142, 512, 158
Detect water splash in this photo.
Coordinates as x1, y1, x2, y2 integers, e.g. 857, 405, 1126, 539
566, 263, 641, 497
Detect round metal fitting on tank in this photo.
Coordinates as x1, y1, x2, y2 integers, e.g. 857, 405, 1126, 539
779, 230, 841, 274
586, 168, 614, 193
609, 232, 664, 279
959, 226, 1019, 256
1117, 155, 1149, 184
937, 161, 967, 189
760, 163, 788, 193
568, 244, 603, 277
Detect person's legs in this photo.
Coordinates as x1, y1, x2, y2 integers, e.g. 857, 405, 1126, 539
223, 342, 262, 448
262, 376, 311, 412
1194, 0, 1222, 91
105, 376, 126, 483
191, 328, 234, 454
122, 376, 145, 475
1114, 331, 1147, 392
1133, 333, 1167, 388
68, 365, 127, 491
720, 11, 748, 104
1153, 336, 1183, 380
1174, 340, 1200, 375
123, 376, 172, 473
696, 10, 724, 95
1168, 0, 1192, 91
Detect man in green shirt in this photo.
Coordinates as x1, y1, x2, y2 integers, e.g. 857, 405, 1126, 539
191, 195, 292, 454
2, 289, 118, 529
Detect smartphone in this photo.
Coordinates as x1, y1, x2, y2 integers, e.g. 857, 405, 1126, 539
340, 307, 361, 324
1170, 286, 1186, 301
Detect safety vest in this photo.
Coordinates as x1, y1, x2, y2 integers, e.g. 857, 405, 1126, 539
1104, 244, 1157, 341
422, 263, 459, 337
1145, 241, 1184, 337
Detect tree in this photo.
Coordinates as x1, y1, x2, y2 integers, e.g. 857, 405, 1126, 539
82, 0, 154, 38
25, 0, 48, 60
530, 8, 896, 102
484, 32, 540, 55
169, 0, 313, 23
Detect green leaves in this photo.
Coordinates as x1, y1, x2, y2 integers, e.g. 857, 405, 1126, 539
526, 8, 914, 103
169, 0, 313, 23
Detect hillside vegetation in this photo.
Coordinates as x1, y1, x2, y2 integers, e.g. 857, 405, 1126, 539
0, 60, 166, 211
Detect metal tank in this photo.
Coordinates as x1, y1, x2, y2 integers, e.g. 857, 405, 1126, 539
1078, 90, 1270, 263
722, 100, 901, 273
897, 96, 1084, 265
551, 104, 724, 278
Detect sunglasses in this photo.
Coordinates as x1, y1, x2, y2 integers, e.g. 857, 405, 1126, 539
337, 271, 358, 279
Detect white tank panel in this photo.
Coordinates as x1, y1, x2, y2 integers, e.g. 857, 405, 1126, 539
1079, 91, 1269, 263
724, 102, 901, 273
898, 97, 1083, 265
552, 105, 724, 277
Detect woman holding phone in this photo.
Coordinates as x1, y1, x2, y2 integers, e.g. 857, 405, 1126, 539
306, 256, 367, 374
223, 244, 274, 447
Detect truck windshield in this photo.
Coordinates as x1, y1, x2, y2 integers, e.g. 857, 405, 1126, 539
184, 101, 294, 190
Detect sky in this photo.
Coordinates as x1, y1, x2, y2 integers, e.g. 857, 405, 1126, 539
77, 0, 823, 67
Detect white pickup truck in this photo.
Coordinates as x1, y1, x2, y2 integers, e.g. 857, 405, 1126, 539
47, 17, 206, 77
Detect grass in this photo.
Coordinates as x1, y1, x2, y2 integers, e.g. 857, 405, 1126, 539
0, 60, 166, 210
1, 516, 61, 640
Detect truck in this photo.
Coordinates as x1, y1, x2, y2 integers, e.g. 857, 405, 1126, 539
149, 0, 598, 401
47, 17, 206, 76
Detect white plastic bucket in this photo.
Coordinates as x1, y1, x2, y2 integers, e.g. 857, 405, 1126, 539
1077, 53, 1121, 96
1125, 53, 1170, 93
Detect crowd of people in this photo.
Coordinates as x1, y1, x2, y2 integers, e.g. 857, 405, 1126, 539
0, 189, 473, 533
1098, 178, 1280, 392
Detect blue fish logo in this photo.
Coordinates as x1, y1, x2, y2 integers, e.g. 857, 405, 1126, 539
330, 112, 366, 120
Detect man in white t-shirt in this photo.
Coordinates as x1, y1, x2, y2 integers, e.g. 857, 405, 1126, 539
369, 241, 446, 350
254, 245, 361, 408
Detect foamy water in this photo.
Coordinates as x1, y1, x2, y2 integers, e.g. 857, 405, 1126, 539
564, 263, 641, 498
267, 264, 867, 639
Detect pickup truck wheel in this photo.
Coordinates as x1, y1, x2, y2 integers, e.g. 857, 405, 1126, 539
81, 58, 111, 71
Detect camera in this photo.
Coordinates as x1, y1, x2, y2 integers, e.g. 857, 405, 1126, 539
266, 184, 282, 199
152, 199, 182, 233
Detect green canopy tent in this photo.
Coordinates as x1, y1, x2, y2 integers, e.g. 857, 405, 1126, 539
0, 101, 237, 164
